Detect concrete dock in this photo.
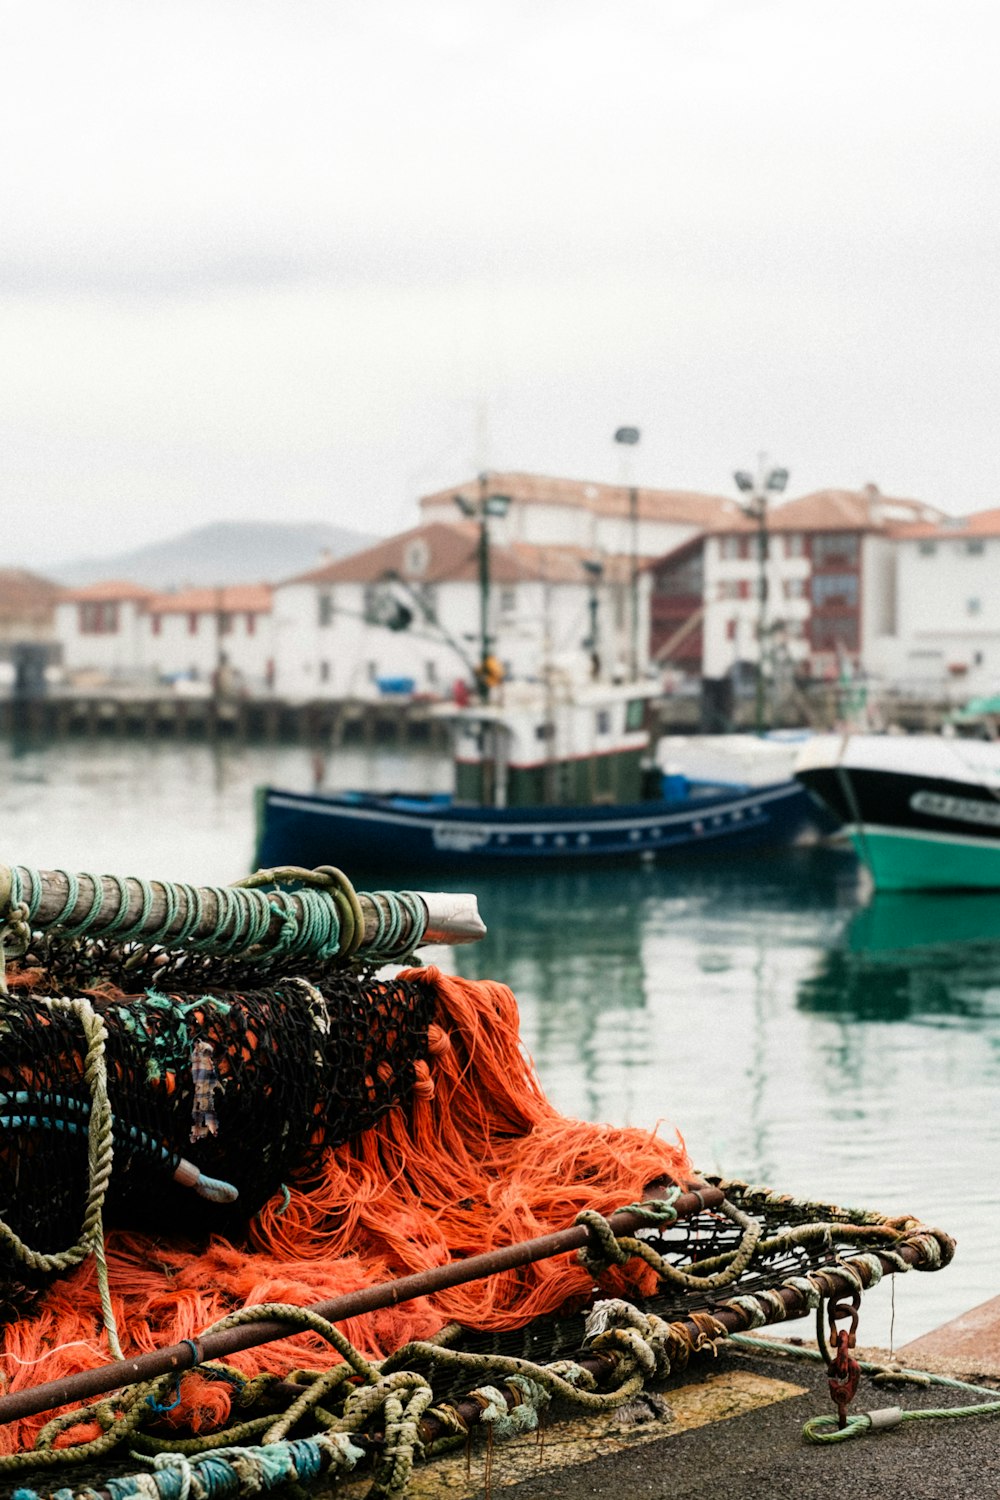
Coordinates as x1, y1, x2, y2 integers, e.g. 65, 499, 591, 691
330, 1311, 1000, 1500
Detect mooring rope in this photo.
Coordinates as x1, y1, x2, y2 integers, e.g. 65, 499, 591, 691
729, 1332, 1000, 1443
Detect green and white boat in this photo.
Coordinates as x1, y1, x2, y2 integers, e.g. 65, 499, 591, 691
795, 732, 1000, 891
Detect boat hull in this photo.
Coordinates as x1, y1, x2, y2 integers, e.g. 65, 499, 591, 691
255, 779, 828, 874
795, 734, 1000, 891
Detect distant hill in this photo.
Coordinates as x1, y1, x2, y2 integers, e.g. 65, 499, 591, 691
52, 521, 378, 590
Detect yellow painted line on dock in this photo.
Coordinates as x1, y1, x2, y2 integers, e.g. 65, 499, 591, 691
338, 1369, 807, 1498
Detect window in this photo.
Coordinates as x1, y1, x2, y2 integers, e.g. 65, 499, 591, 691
79, 601, 120, 634
426, 660, 438, 686
783, 578, 807, 600
404, 538, 430, 576
246, 613, 256, 635
317, 592, 334, 627
812, 533, 859, 568
812, 615, 859, 651
151, 615, 162, 636
319, 660, 330, 682
784, 533, 806, 558
187, 613, 199, 636
499, 587, 517, 614
218, 612, 232, 635
968, 598, 982, 616
595, 710, 611, 734
726, 618, 737, 641
812, 574, 859, 608
625, 698, 646, 731
966, 539, 985, 555
918, 540, 937, 556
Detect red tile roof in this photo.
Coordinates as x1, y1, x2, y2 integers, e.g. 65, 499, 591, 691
147, 585, 272, 615
420, 472, 741, 528
59, 579, 157, 604
888, 506, 1000, 540
0, 569, 61, 623
288, 523, 635, 587
704, 486, 946, 535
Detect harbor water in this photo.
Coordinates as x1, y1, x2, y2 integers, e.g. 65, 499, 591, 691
2, 734, 997, 1348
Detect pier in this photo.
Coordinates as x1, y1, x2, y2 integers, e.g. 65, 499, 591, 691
0, 692, 453, 748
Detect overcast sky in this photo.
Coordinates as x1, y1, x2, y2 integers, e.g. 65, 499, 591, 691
2, 0, 998, 568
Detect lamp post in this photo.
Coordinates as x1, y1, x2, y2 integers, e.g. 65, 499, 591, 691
454, 473, 511, 701
614, 426, 641, 679
582, 558, 604, 678
733, 456, 789, 733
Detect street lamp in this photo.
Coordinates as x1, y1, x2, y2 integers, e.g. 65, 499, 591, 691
614, 426, 641, 679
733, 456, 789, 733
454, 472, 511, 700
582, 558, 604, 678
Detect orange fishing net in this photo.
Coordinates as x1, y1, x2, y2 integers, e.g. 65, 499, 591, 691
0, 967, 690, 1452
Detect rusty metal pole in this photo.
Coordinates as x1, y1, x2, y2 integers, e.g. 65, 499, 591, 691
0, 1185, 722, 1426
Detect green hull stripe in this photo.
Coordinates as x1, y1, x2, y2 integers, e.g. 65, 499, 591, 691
849, 827, 1000, 891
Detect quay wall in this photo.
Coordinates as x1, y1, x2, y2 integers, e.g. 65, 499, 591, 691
0, 688, 963, 745
0, 694, 453, 749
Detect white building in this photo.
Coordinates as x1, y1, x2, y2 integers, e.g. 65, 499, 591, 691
419, 472, 739, 559
145, 585, 274, 690
868, 508, 1000, 700
272, 521, 646, 701
56, 581, 157, 682
649, 486, 946, 687
54, 581, 273, 690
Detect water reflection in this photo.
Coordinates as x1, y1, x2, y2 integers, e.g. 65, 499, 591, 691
1, 738, 995, 1342
799, 892, 1000, 1023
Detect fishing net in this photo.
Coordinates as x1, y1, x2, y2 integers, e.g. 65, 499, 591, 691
0, 864, 954, 1496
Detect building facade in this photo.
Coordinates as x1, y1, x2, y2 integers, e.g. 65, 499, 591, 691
56, 582, 157, 681
867, 509, 1000, 700
649, 486, 946, 688
273, 521, 648, 702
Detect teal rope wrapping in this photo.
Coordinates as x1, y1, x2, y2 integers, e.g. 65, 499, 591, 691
54, 876, 105, 940
364, 892, 427, 961
98, 874, 132, 936
5, 868, 423, 966
143, 881, 180, 946
9, 867, 42, 922
48, 872, 80, 929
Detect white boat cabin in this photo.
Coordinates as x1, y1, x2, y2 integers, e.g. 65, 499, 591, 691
444, 680, 660, 808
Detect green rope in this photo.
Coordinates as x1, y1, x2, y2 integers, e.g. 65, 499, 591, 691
729, 1333, 1000, 1443
5, 866, 430, 970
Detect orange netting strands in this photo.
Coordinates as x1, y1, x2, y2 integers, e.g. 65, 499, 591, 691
0, 967, 691, 1454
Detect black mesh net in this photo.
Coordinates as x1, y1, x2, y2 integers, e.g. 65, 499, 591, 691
0, 969, 437, 1305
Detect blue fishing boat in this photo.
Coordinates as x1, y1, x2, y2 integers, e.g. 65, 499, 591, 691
255, 681, 831, 873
